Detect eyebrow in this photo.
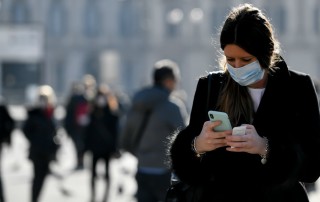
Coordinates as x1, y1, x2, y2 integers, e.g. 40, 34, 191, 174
226, 56, 254, 59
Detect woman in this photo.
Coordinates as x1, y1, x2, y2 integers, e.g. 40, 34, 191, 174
169, 4, 320, 202
84, 84, 121, 202
23, 85, 59, 202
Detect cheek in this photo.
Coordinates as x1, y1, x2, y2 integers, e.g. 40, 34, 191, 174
227, 61, 235, 68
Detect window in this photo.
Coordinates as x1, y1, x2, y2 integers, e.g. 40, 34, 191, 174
211, 5, 229, 34
10, 0, 31, 24
83, 0, 102, 37
166, 8, 183, 38
314, 5, 320, 34
264, 5, 286, 35
2, 62, 40, 104
118, 0, 140, 38
47, 0, 67, 37
84, 53, 99, 81
273, 6, 286, 35
121, 59, 134, 93
54, 60, 66, 95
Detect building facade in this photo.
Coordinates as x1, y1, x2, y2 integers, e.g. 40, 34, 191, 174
0, 0, 319, 109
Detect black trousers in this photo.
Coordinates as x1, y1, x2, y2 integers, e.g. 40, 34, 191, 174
31, 156, 51, 202
136, 170, 171, 202
0, 148, 4, 202
90, 152, 113, 202
0, 174, 4, 202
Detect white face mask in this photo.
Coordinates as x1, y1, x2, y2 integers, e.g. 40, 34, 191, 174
38, 97, 48, 109
226, 60, 265, 86
96, 96, 107, 107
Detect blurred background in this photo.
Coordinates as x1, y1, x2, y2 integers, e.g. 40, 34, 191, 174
0, 0, 319, 108
0, 0, 320, 202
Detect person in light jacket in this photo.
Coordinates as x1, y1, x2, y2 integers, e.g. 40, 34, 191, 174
120, 59, 189, 202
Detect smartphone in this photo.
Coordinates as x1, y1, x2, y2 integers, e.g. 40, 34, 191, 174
208, 110, 232, 132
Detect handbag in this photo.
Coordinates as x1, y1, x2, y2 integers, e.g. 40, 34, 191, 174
165, 72, 219, 202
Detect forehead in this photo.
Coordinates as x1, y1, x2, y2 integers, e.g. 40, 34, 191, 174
223, 44, 253, 58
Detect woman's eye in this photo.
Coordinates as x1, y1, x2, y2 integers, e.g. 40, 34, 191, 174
242, 59, 252, 62
226, 58, 234, 62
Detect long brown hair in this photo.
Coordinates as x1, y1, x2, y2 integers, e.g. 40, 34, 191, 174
217, 4, 280, 126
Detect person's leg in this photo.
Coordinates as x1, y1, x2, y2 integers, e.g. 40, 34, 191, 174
74, 135, 85, 170
136, 172, 156, 202
102, 154, 112, 202
76, 151, 84, 169
151, 172, 171, 202
90, 154, 99, 202
0, 176, 4, 202
72, 129, 86, 170
31, 158, 50, 202
0, 149, 4, 202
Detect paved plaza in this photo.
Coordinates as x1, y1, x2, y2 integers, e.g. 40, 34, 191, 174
1, 129, 138, 202
1, 129, 320, 202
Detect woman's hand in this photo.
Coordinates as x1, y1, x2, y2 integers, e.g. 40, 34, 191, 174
195, 121, 232, 153
225, 124, 267, 155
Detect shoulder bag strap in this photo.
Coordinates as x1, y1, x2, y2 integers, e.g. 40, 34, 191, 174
206, 72, 225, 111
133, 109, 152, 150
206, 73, 213, 110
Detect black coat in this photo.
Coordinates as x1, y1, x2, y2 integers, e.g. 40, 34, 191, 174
64, 94, 88, 137
23, 108, 58, 161
170, 59, 320, 202
85, 105, 119, 156
0, 105, 14, 145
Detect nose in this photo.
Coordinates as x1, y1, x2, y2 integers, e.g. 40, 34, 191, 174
234, 60, 245, 68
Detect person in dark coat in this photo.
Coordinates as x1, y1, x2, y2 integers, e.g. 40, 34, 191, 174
85, 84, 121, 202
168, 3, 320, 202
23, 85, 59, 202
64, 81, 89, 170
0, 97, 15, 202
64, 75, 97, 170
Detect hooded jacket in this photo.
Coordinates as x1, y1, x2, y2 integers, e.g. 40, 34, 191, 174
120, 85, 188, 169
23, 108, 58, 160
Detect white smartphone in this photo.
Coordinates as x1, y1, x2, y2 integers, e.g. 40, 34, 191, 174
208, 111, 232, 132
232, 126, 246, 136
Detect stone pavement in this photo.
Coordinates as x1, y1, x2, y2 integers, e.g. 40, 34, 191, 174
1, 129, 138, 202
309, 185, 320, 202
1, 129, 320, 202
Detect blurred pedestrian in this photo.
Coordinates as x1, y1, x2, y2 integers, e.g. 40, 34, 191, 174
64, 75, 97, 170
85, 84, 122, 202
119, 59, 189, 202
83, 74, 98, 102
0, 96, 15, 202
22, 85, 59, 202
